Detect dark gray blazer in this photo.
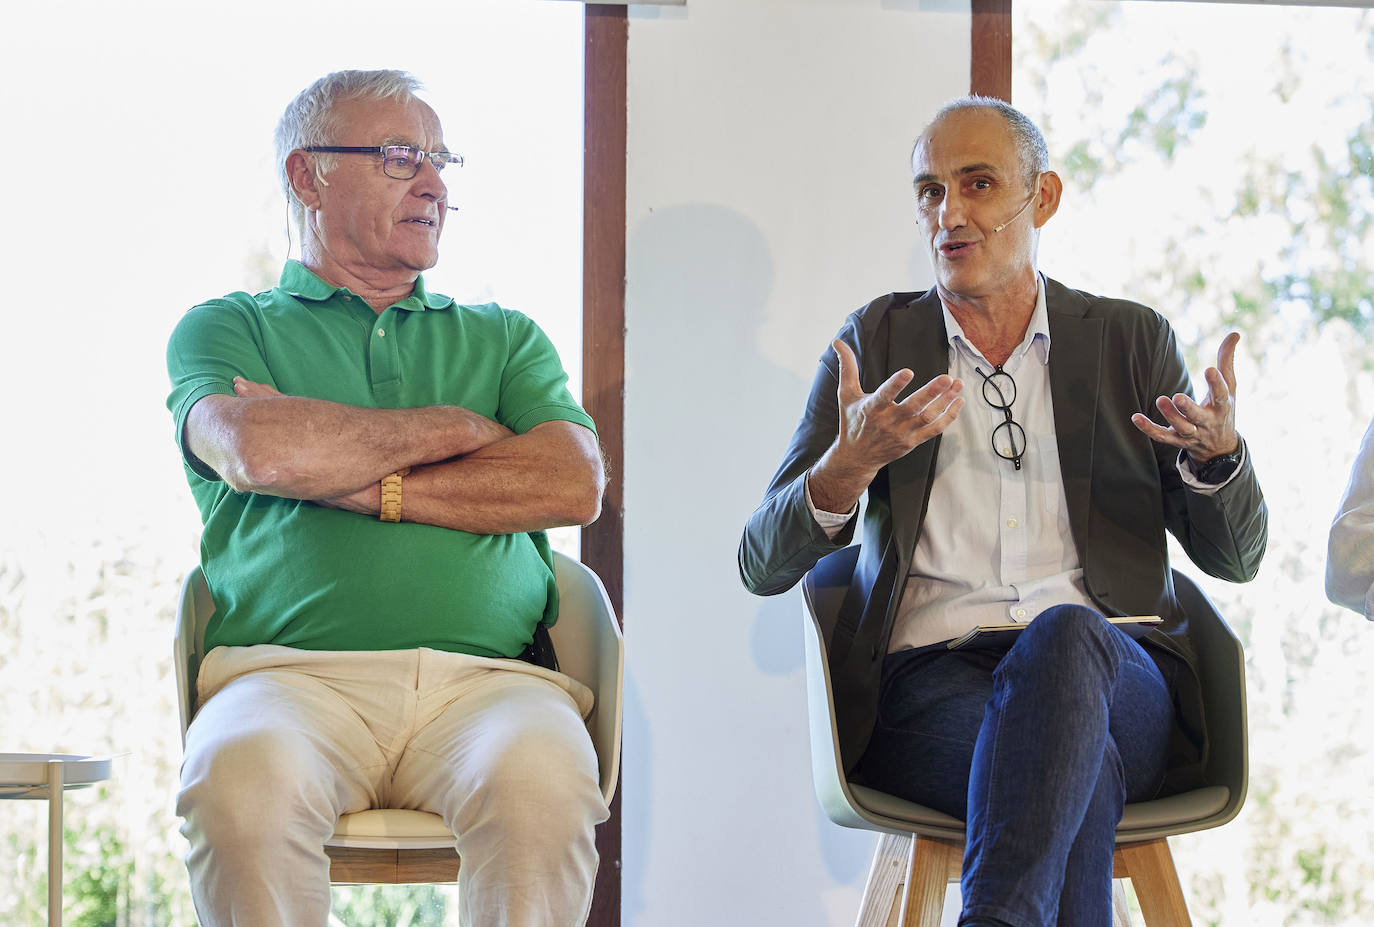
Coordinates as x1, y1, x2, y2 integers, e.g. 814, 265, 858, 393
739, 277, 1267, 788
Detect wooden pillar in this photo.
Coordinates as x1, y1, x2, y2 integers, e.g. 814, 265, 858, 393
582, 6, 627, 926
971, 0, 1013, 102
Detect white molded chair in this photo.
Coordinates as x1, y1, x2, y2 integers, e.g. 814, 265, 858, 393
802, 546, 1246, 927
175, 551, 623, 884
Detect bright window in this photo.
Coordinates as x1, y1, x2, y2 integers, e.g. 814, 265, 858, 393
0, 2, 583, 923
1015, 3, 1374, 921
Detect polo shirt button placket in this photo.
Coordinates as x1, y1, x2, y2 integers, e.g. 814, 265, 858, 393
369, 311, 403, 404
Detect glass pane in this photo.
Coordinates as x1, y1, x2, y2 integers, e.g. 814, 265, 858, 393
0, 1, 583, 924
1015, 5, 1374, 923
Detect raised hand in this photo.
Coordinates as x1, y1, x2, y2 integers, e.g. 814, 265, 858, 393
809, 340, 964, 513
1131, 331, 1241, 463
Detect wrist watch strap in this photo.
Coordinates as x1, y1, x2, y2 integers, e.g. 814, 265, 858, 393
1191, 443, 1243, 484
379, 467, 411, 522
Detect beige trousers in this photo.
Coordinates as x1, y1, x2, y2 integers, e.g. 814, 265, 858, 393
177, 645, 608, 927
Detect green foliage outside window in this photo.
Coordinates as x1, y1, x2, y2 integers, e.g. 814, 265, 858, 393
1017, 3, 1374, 924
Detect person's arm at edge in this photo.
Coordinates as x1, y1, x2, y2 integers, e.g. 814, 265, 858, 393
1326, 414, 1374, 618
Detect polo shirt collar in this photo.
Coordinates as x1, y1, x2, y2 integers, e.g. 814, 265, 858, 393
277, 260, 455, 312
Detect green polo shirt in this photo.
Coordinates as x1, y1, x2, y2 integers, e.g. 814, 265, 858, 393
166, 261, 595, 658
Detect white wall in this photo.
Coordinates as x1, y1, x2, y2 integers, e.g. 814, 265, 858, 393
622, 1, 970, 923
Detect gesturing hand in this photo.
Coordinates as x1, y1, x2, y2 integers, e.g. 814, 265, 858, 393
809, 340, 964, 513
1131, 331, 1241, 463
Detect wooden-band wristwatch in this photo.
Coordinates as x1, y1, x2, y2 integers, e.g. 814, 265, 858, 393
379, 467, 412, 522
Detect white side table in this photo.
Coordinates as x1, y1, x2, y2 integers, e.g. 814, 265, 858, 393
0, 753, 114, 927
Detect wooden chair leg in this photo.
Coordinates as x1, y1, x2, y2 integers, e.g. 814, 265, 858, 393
1112, 877, 1136, 927
854, 834, 1173, 927
898, 835, 962, 927
1115, 839, 1191, 927
855, 833, 911, 927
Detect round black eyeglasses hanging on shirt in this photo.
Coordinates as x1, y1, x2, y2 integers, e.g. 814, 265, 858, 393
976, 365, 1027, 471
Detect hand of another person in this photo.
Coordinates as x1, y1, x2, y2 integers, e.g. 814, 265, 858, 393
809, 340, 964, 513
1131, 331, 1241, 463
232, 376, 283, 399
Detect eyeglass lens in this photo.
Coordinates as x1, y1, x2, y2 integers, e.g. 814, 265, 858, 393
380, 146, 460, 179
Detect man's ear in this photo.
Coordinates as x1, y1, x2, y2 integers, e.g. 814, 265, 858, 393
1032, 170, 1063, 228
286, 150, 323, 210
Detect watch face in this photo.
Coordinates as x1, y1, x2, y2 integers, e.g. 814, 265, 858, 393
1199, 454, 1240, 483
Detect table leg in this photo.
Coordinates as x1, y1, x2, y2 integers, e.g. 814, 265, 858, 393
47, 759, 62, 927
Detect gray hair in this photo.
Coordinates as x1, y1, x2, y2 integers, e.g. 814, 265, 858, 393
274, 69, 426, 232
920, 95, 1049, 190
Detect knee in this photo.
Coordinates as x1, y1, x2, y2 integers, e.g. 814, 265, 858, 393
451, 732, 607, 852
998, 605, 1115, 683
178, 728, 336, 850
1017, 605, 1113, 655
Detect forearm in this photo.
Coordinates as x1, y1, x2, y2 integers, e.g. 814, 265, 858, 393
741, 331, 855, 594
1326, 521, 1374, 616
807, 441, 876, 515
187, 393, 511, 499
1327, 420, 1374, 615
740, 473, 853, 595
341, 422, 605, 534
1168, 447, 1268, 582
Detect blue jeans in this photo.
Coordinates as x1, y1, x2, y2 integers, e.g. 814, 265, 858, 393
854, 605, 1177, 927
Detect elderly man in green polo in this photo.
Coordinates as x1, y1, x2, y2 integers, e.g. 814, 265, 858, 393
165, 69, 607, 927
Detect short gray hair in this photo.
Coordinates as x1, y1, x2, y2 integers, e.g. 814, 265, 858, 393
274, 69, 426, 230
920, 95, 1049, 190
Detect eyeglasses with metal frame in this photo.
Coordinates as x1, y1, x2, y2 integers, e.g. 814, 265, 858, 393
976, 365, 1027, 471
302, 145, 464, 180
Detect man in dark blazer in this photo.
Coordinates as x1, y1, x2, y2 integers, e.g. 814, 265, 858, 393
739, 98, 1266, 927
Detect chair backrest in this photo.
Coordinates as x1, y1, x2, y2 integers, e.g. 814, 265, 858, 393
549, 552, 624, 804
800, 545, 1247, 839
1170, 569, 1247, 826
798, 546, 937, 835
175, 551, 624, 804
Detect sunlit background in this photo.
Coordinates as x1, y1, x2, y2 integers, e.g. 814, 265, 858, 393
0, 1, 582, 923
1016, 2, 1374, 923
1, 0, 1373, 924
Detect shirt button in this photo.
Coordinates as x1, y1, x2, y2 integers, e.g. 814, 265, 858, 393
1016, 608, 1028, 619
1007, 518, 1019, 529
342, 294, 352, 301
377, 329, 386, 337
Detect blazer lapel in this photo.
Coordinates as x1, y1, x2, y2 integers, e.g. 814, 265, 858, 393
1045, 277, 1104, 564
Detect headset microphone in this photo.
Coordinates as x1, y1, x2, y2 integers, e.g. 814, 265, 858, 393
991, 191, 1037, 233
991, 173, 1043, 233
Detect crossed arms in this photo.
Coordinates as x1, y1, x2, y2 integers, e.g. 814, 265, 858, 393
185, 377, 604, 536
